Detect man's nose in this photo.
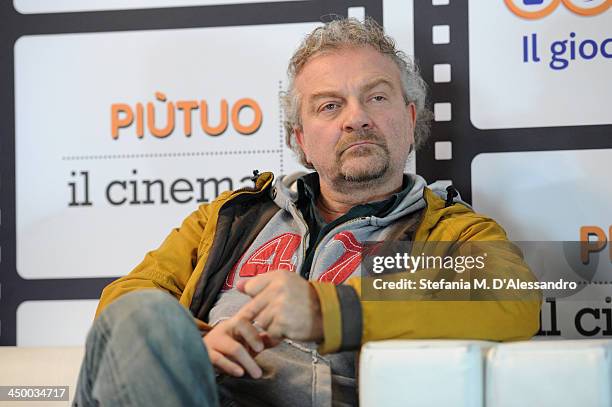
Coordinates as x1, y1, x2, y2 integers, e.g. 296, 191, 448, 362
341, 101, 372, 133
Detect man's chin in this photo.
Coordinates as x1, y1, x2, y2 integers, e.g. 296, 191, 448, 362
339, 163, 389, 183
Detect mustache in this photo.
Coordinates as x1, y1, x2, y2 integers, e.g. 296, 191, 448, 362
337, 129, 386, 154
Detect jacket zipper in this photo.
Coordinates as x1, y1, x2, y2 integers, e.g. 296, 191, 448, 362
307, 216, 369, 280
286, 202, 310, 264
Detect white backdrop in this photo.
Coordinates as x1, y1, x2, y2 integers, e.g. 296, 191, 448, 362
6, 0, 611, 345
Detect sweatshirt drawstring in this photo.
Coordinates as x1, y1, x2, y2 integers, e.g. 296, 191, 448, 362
445, 185, 458, 207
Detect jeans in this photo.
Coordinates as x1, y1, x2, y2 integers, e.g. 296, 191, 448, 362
73, 290, 219, 407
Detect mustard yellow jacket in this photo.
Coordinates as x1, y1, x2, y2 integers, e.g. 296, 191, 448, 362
96, 172, 541, 354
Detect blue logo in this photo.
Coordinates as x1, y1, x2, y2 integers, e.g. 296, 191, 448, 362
523, 0, 544, 4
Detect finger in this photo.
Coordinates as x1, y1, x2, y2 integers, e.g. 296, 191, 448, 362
193, 318, 213, 335
219, 340, 263, 379
207, 349, 244, 377
237, 272, 277, 297
259, 331, 282, 349
234, 319, 264, 353
236, 279, 248, 293
265, 320, 285, 342
252, 305, 276, 332
236, 290, 275, 321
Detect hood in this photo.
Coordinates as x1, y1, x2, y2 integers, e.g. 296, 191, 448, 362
269, 171, 467, 226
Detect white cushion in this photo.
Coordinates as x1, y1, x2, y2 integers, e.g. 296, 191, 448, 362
360, 340, 494, 407
0, 346, 84, 404
486, 339, 612, 407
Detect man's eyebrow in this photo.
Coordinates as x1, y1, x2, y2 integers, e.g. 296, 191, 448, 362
306, 77, 396, 107
308, 91, 342, 103
362, 77, 395, 92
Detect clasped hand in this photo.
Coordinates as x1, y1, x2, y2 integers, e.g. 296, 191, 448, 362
201, 270, 324, 378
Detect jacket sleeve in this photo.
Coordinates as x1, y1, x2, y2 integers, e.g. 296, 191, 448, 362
95, 202, 212, 318
310, 212, 542, 355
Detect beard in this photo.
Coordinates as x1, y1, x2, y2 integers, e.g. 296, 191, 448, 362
333, 129, 391, 187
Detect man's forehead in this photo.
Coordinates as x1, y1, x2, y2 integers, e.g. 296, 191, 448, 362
295, 46, 402, 96
307, 77, 396, 100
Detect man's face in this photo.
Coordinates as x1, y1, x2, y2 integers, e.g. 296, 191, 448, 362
294, 46, 416, 189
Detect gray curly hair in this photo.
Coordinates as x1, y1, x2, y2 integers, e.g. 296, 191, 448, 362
281, 17, 432, 169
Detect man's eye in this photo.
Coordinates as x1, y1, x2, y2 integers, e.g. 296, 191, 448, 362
371, 95, 386, 102
321, 103, 339, 111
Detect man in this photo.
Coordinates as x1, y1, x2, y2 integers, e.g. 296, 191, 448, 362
74, 18, 540, 406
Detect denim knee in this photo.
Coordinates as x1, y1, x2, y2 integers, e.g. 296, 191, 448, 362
78, 290, 218, 407
97, 290, 193, 338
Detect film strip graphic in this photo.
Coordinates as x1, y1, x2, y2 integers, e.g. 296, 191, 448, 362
414, 0, 612, 338
414, 0, 612, 204
0, 0, 382, 345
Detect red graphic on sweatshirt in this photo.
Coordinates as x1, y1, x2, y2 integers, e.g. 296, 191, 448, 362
240, 233, 301, 276
317, 231, 366, 285
223, 233, 302, 290
223, 231, 375, 290
222, 251, 246, 290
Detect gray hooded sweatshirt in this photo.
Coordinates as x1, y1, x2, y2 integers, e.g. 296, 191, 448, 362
209, 172, 453, 407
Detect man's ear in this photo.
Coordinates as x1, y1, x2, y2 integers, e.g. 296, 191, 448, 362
405, 103, 417, 147
294, 126, 305, 150
406, 102, 417, 125
294, 127, 308, 159
294, 126, 313, 167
